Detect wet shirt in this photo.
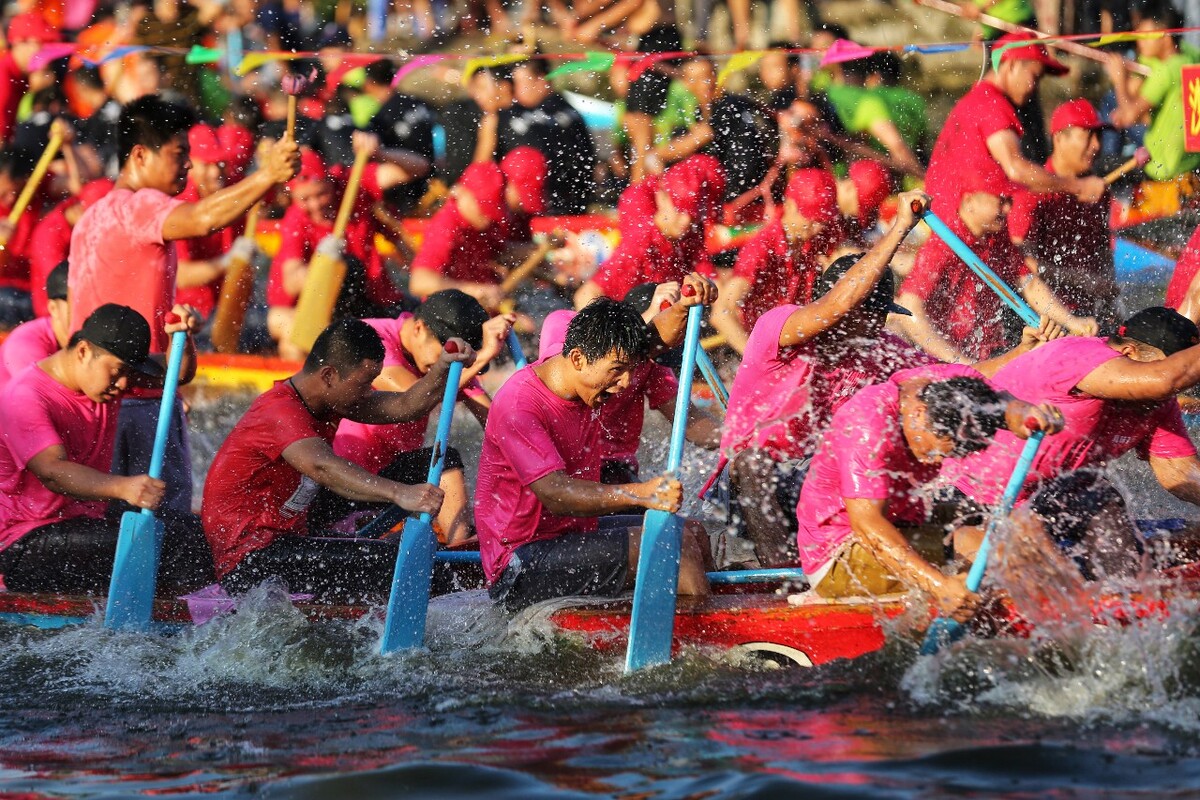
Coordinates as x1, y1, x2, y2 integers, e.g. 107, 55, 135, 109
0, 364, 116, 550
333, 314, 486, 474
1009, 162, 1117, 321
0, 316, 57, 392
924, 81, 1022, 214
202, 380, 340, 578
794, 363, 983, 575
69, 188, 184, 355
721, 304, 929, 460
475, 364, 602, 584
730, 216, 841, 330
409, 199, 507, 287
1166, 222, 1200, 310
941, 336, 1197, 505
901, 211, 1030, 361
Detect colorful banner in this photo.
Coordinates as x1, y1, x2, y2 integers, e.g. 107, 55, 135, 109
235, 51, 301, 75
460, 53, 527, 85
716, 51, 764, 86
547, 51, 616, 79
1184, 65, 1200, 152
29, 42, 77, 70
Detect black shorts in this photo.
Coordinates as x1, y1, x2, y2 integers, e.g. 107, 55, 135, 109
222, 535, 398, 604
488, 517, 637, 613
307, 445, 464, 532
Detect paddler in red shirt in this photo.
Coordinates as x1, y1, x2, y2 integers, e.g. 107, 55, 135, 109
711, 167, 848, 354
202, 319, 475, 603
895, 170, 1097, 363
923, 33, 1105, 219
266, 133, 431, 358
174, 124, 238, 321
572, 153, 725, 308
0, 14, 57, 144
28, 178, 113, 318
1008, 99, 1119, 326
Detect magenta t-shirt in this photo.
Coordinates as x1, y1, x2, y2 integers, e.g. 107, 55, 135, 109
474, 365, 602, 583
538, 309, 678, 470
721, 305, 930, 459
0, 365, 117, 550
942, 336, 1197, 505
794, 363, 982, 575
333, 314, 486, 474
0, 317, 57, 392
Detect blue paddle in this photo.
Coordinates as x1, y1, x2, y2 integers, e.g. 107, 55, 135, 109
920, 427, 1046, 655
657, 297, 727, 410
625, 292, 704, 673
507, 328, 527, 369
380, 342, 464, 654
104, 324, 188, 631
917, 205, 1039, 328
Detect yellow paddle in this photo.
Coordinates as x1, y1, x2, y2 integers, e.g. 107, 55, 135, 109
210, 203, 260, 354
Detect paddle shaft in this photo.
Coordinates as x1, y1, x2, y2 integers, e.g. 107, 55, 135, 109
417, 360, 463, 522
913, 0, 1150, 76
659, 298, 728, 410
286, 96, 297, 140
147, 331, 189, 488
333, 148, 369, 238
499, 241, 552, 295
917, 205, 1039, 328
1103, 149, 1150, 184
210, 203, 260, 354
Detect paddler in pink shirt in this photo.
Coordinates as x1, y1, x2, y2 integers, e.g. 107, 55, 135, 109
795, 366, 1062, 620
0, 262, 70, 392
939, 308, 1200, 582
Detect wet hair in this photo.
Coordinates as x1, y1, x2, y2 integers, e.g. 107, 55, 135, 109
919, 377, 1006, 457
622, 282, 659, 315
117, 95, 198, 167
841, 56, 872, 82
562, 298, 649, 362
363, 59, 397, 87
867, 51, 903, 85
303, 318, 386, 376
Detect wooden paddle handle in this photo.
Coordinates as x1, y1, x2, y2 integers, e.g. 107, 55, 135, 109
6, 132, 63, 230
333, 148, 369, 239
1104, 147, 1151, 184
913, 0, 1150, 76
286, 96, 297, 140
499, 241, 552, 295
210, 203, 261, 354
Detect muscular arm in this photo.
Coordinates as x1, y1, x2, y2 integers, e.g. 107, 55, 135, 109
710, 276, 752, 354
529, 470, 671, 516
1075, 343, 1200, 401
891, 291, 969, 363
346, 359, 456, 425
1022, 273, 1096, 334
987, 129, 1079, 193
162, 170, 280, 241
27, 445, 147, 504
1149, 454, 1200, 507
845, 497, 954, 595
282, 437, 436, 511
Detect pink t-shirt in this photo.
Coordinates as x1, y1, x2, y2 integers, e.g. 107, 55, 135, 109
537, 309, 679, 471
475, 364, 602, 583
721, 305, 931, 459
68, 188, 185, 355
942, 336, 1197, 505
794, 363, 982, 575
0, 317, 57, 392
0, 365, 117, 550
333, 315, 486, 473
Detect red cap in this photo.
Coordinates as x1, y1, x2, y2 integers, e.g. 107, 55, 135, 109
661, 154, 726, 223
500, 146, 547, 215
458, 162, 506, 224
77, 178, 114, 208
784, 168, 838, 223
217, 123, 255, 179
848, 160, 892, 228
187, 124, 224, 164
959, 167, 1014, 199
8, 13, 57, 44
1050, 98, 1102, 135
995, 32, 1069, 77
288, 148, 327, 191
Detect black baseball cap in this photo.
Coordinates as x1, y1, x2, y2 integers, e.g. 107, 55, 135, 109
414, 289, 489, 352
76, 304, 163, 377
814, 254, 912, 317
1118, 307, 1200, 356
45, 260, 68, 301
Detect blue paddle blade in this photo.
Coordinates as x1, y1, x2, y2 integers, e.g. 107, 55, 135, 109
103, 510, 164, 630
380, 516, 438, 654
625, 509, 684, 672
919, 616, 966, 656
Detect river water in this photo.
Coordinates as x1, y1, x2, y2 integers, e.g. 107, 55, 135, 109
5, 375, 1200, 798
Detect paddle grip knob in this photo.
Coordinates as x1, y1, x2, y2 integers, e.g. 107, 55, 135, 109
1025, 415, 1040, 432
910, 198, 926, 215
682, 283, 696, 297
660, 299, 671, 311
281, 74, 308, 95
165, 312, 181, 325
445, 340, 459, 354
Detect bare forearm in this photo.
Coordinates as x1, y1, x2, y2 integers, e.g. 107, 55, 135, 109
307, 457, 404, 503
533, 474, 646, 516
167, 171, 276, 239
352, 363, 451, 424
35, 462, 130, 502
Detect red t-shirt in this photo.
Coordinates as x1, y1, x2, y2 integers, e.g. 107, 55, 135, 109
901, 212, 1030, 360
0, 187, 48, 291
924, 81, 1022, 214
267, 164, 403, 308
0, 364, 116, 550
474, 364, 603, 584
1008, 162, 1117, 318
28, 199, 73, 315
201, 380, 339, 577
409, 199, 507, 288
174, 181, 235, 319
731, 216, 843, 330
68, 188, 185, 355
1166, 222, 1200, 310
0, 54, 27, 145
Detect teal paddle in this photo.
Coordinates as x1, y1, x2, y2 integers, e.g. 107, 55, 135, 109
916, 203, 1039, 328
104, 322, 187, 631
507, 328, 527, 368
657, 297, 727, 410
380, 342, 463, 654
921, 425, 1045, 655
625, 290, 704, 672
